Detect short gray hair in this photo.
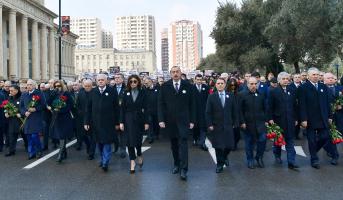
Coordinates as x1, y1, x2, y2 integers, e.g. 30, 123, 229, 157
277, 72, 290, 82
97, 73, 108, 80
307, 67, 319, 75
27, 79, 37, 87
83, 79, 93, 86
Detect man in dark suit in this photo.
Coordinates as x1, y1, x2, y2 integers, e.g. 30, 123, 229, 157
206, 77, 237, 173
76, 80, 96, 160
193, 74, 209, 151
268, 72, 299, 169
289, 73, 302, 139
239, 77, 268, 169
114, 73, 126, 158
20, 79, 46, 159
144, 77, 159, 144
158, 66, 196, 181
299, 68, 339, 169
85, 74, 120, 172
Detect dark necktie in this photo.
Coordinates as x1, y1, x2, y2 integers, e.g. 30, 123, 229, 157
175, 83, 179, 93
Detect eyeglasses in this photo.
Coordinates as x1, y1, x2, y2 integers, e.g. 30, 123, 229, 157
130, 80, 138, 84
55, 84, 62, 88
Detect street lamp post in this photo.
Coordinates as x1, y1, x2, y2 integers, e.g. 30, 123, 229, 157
58, 0, 62, 80
335, 63, 339, 79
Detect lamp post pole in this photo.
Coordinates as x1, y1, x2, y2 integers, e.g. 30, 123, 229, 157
58, 0, 62, 80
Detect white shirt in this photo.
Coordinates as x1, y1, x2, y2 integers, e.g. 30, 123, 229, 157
99, 86, 106, 93
173, 80, 181, 90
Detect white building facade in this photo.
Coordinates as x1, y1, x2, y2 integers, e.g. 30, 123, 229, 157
102, 30, 113, 48
115, 15, 156, 53
75, 48, 156, 74
70, 17, 102, 49
168, 20, 203, 73
0, 0, 77, 81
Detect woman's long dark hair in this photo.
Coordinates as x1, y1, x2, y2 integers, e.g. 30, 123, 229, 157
227, 78, 239, 94
10, 85, 21, 100
126, 75, 142, 91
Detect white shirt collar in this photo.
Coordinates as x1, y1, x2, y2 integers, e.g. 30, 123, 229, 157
173, 80, 181, 86
99, 86, 106, 91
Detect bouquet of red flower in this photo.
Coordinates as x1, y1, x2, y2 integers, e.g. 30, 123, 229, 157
49, 95, 68, 132
330, 124, 343, 144
0, 100, 22, 119
51, 95, 68, 112
267, 123, 286, 147
20, 94, 41, 130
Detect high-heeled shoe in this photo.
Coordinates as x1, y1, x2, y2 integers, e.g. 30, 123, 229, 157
137, 156, 144, 168
130, 160, 136, 174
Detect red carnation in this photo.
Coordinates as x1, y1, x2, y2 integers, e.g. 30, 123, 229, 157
32, 95, 40, 101
60, 95, 68, 101
0, 100, 9, 108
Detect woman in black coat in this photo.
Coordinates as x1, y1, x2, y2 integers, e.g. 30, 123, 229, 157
227, 78, 241, 150
47, 80, 74, 163
4, 85, 22, 156
120, 75, 149, 173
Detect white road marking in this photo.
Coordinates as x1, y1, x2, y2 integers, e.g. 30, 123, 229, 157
282, 145, 307, 157
23, 139, 77, 170
205, 137, 217, 164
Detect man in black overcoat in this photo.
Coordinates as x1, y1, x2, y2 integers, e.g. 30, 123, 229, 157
239, 77, 268, 169
85, 74, 120, 172
158, 66, 196, 181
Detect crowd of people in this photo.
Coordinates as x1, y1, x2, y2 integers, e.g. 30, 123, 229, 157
0, 66, 342, 181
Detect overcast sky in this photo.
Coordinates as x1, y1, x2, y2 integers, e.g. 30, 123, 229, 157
45, 0, 241, 66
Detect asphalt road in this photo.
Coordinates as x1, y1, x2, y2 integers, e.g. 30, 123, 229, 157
0, 134, 342, 200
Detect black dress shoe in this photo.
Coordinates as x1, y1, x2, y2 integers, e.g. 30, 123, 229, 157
200, 144, 208, 151
148, 139, 154, 144
172, 166, 180, 174
42, 146, 48, 151
216, 166, 224, 173
28, 155, 36, 160
98, 163, 103, 168
5, 152, 15, 157
330, 158, 338, 166
256, 158, 265, 168
311, 163, 320, 169
288, 163, 300, 169
247, 161, 255, 169
88, 155, 94, 160
180, 170, 187, 181
76, 146, 82, 151
113, 144, 119, 153
102, 165, 108, 172
275, 157, 283, 164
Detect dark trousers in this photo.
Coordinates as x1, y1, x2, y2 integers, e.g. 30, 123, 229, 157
273, 132, 296, 164
128, 146, 142, 160
244, 131, 266, 162
215, 148, 230, 167
148, 114, 159, 140
20, 130, 28, 151
98, 143, 112, 166
233, 127, 241, 149
26, 133, 42, 157
0, 126, 4, 151
307, 128, 339, 164
193, 126, 206, 145
8, 131, 19, 153
116, 130, 126, 153
43, 120, 50, 148
171, 137, 188, 171
85, 132, 96, 156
